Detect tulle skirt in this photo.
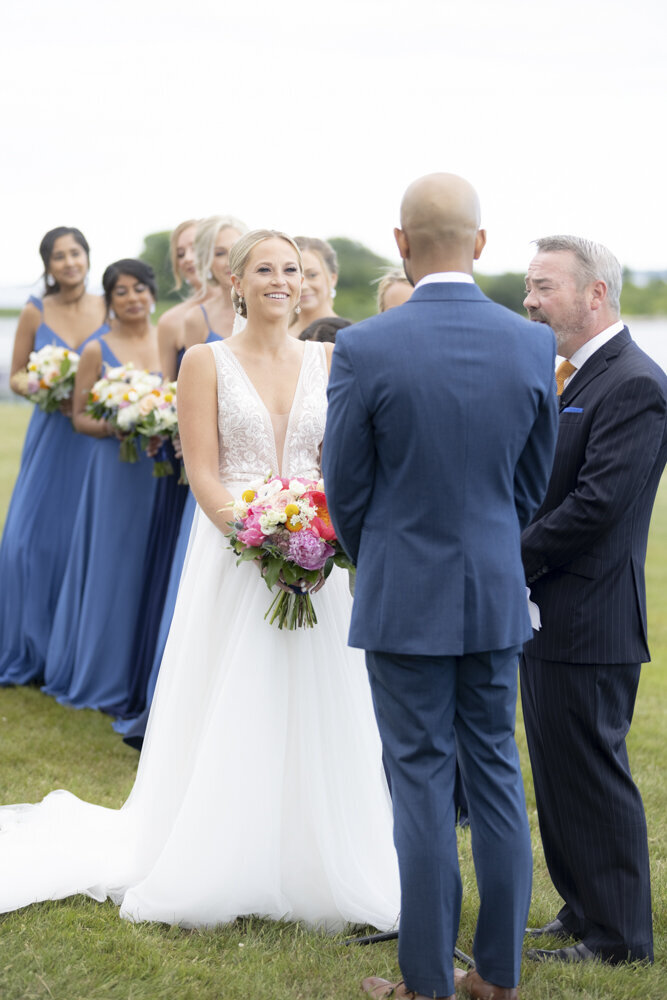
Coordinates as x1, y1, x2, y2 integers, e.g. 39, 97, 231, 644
0, 506, 400, 931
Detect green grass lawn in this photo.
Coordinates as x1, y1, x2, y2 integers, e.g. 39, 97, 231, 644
0, 402, 665, 999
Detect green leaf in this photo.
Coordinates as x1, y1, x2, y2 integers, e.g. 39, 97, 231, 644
281, 564, 299, 585
264, 557, 283, 591
237, 546, 262, 563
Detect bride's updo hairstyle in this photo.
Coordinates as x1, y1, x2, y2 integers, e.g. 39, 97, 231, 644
193, 214, 249, 299
230, 230, 303, 319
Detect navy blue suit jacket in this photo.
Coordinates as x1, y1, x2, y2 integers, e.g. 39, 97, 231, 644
322, 282, 558, 656
523, 328, 667, 664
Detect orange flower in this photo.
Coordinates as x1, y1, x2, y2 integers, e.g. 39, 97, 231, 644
306, 491, 336, 540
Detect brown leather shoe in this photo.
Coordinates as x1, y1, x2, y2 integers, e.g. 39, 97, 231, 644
454, 968, 519, 999
361, 976, 455, 1000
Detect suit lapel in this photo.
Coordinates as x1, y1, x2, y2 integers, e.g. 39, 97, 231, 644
560, 329, 630, 408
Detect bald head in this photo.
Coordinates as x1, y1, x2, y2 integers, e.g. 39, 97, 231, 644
395, 173, 486, 282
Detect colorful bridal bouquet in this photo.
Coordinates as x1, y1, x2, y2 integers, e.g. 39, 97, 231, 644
25, 344, 80, 412
134, 381, 182, 478
228, 475, 354, 629
86, 364, 162, 462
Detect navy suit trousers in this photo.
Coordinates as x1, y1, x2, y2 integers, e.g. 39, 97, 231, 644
366, 647, 531, 996
520, 654, 653, 962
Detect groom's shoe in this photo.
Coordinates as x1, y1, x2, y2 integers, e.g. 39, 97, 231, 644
361, 977, 454, 1000
525, 942, 596, 964
453, 968, 518, 999
525, 918, 573, 940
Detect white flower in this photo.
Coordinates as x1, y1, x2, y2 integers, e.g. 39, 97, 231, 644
288, 479, 307, 496
116, 401, 142, 431
232, 499, 249, 520
258, 514, 279, 534
257, 478, 283, 501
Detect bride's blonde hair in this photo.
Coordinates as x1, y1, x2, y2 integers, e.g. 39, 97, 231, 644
230, 230, 303, 318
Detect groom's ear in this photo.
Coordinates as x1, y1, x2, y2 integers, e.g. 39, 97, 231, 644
394, 227, 409, 260
473, 228, 487, 261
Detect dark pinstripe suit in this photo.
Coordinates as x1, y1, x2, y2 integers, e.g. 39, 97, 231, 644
520, 327, 667, 962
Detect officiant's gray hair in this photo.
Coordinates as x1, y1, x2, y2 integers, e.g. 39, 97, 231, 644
533, 235, 622, 315
230, 230, 303, 318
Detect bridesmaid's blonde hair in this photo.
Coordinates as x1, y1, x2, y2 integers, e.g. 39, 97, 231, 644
193, 215, 249, 299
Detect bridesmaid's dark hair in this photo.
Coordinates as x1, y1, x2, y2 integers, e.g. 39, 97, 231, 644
39, 227, 90, 297
102, 259, 158, 309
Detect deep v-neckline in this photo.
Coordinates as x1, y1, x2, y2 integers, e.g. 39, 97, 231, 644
221, 341, 308, 477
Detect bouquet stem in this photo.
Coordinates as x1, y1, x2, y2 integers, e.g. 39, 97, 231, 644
119, 437, 139, 463
264, 590, 318, 630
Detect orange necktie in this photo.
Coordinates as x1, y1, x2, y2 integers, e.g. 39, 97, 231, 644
555, 360, 577, 396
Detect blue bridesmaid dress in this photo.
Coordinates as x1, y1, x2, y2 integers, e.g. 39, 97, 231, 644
109, 396, 189, 723
118, 320, 222, 747
41, 339, 158, 712
0, 297, 107, 685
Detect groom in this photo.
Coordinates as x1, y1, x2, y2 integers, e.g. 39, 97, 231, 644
322, 173, 558, 1000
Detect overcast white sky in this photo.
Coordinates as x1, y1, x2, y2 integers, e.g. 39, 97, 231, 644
1, 0, 665, 291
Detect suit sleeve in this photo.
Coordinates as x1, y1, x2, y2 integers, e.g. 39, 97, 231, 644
321, 336, 375, 564
513, 349, 559, 531
522, 373, 667, 580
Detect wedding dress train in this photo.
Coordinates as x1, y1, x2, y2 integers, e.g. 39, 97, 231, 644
0, 340, 400, 932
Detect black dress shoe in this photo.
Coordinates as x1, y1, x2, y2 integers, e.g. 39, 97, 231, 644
525, 918, 573, 940
526, 942, 596, 963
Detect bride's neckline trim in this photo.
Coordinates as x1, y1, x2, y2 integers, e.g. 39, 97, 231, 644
218, 339, 310, 421
217, 340, 319, 477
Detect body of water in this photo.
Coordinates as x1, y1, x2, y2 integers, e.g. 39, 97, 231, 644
1, 313, 665, 398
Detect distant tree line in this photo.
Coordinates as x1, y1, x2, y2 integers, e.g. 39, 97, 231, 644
139, 231, 667, 321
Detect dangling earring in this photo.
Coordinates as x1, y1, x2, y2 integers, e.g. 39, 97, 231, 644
294, 302, 301, 315
46, 274, 56, 288
108, 309, 116, 320
207, 269, 214, 281
149, 303, 156, 315
236, 294, 244, 316
330, 287, 337, 299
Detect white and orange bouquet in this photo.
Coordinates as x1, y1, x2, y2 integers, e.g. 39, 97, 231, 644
228, 475, 354, 629
86, 364, 162, 462
25, 344, 79, 413
134, 381, 181, 477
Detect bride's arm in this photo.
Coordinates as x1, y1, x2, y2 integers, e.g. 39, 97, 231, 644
178, 344, 235, 535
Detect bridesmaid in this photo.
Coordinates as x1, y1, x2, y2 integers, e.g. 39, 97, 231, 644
289, 236, 340, 338
42, 260, 160, 712
0, 227, 107, 685
158, 220, 200, 381
118, 215, 247, 747
183, 215, 247, 348
376, 267, 413, 311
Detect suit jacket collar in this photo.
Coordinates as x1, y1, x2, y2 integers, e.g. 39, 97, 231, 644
560, 327, 631, 407
408, 282, 489, 304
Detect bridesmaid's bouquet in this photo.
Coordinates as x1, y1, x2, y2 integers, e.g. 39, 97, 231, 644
134, 381, 181, 478
25, 344, 79, 412
86, 364, 162, 462
228, 476, 354, 629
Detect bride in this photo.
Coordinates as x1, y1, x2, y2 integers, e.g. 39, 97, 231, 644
0, 230, 400, 933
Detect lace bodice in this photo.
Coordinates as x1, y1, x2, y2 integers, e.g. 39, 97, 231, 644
210, 340, 328, 492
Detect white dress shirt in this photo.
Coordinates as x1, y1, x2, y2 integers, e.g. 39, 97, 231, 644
414, 272, 475, 289
561, 320, 625, 390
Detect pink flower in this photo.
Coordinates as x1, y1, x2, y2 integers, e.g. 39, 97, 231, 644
288, 531, 335, 571
237, 513, 265, 548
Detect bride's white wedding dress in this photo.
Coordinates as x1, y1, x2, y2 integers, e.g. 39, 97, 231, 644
0, 340, 400, 931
